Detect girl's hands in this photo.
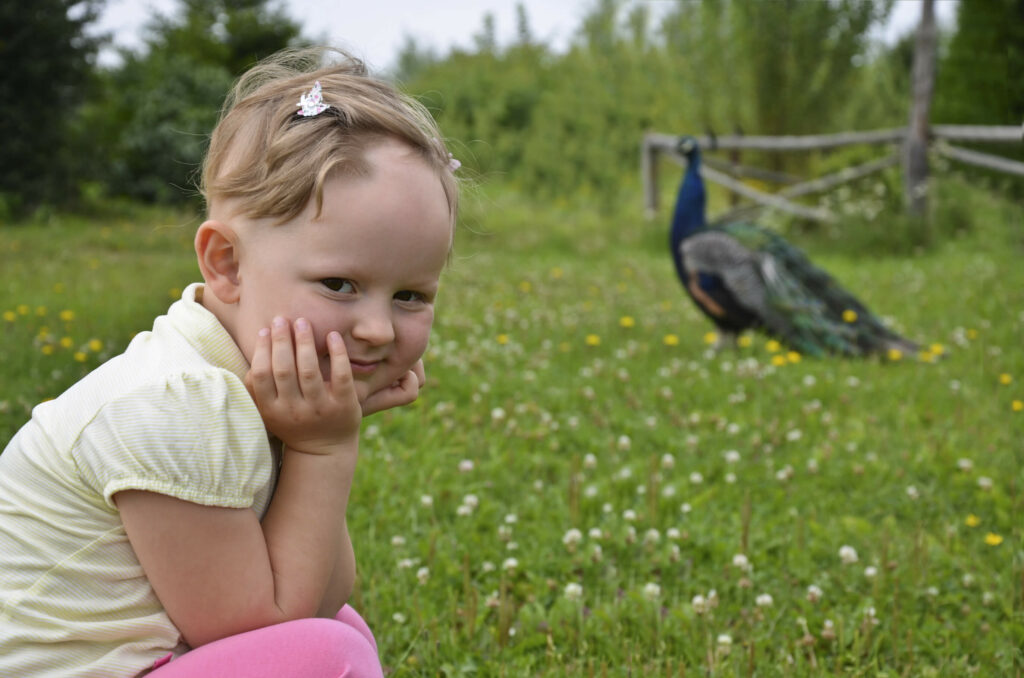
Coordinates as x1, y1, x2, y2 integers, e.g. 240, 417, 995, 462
245, 317, 361, 455
360, 359, 426, 416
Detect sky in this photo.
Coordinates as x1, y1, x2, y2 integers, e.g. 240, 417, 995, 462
94, 0, 960, 72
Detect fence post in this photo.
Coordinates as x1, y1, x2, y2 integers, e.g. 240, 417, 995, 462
904, 0, 937, 217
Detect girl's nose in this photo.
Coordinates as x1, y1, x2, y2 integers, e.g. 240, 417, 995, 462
350, 302, 395, 346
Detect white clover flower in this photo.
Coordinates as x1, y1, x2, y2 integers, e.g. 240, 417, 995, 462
925, 585, 939, 597
803, 375, 817, 387
462, 494, 479, 509
666, 527, 681, 540
502, 557, 518, 572
584, 485, 598, 498
564, 582, 583, 602
416, 567, 429, 584
661, 453, 676, 469
689, 471, 704, 484
680, 502, 692, 514
807, 458, 820, 474
490, 407, 506, 421
390, 535, 406, 547
602, 502, 613, 514
643, 529, 661, 545
957, 458, 974, 472
864, 606, 879, 625
786, 429, 802, 442
588, 527, 603, 539
591, 544, 603, 563
583, 452, 597, 468
847, 376, 860, 387
982, 591, 994, 606
562, 528, 583, 548
864, 566, 878, 579
420, 495, 434, 508
692, 594, 708, 614
485, 591, 500, 608
806, 584, 823, 603
397, 558, 416, 569
755, 593, 774, 607
642, 582, 661, 600
978, 476, 993, 491
732, 553, 752, 572
724, 450, 741, 464
624, 525, 637, 543
725, 473, 737, 484
456, 504, 473, 517
775, 465, 794, 482
506, 541, 518, 551
962, 573, 975, 588
716, 634, 733, 651
364, 424, 380, 438
458, 459, 474, 473
839, 545, 858, 564
905, 486, 920, 500
635, 485, 647, 496
617, 434, 632, 451
498, 524, 513, 541
623, 509, 637, 522
662, 484, 677, 497
504, 513, 518, 524
392, 612, 407, 624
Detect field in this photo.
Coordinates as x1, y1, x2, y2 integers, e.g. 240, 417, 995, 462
1, 177, 1021, 676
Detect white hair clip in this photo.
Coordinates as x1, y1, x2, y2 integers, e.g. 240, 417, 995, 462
296, 80, 331, 117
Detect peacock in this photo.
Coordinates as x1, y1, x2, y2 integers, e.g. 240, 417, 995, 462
669, 135, 919, 358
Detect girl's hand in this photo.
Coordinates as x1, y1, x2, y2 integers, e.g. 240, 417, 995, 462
245, 317, 361, 455
360, 359, 426, 416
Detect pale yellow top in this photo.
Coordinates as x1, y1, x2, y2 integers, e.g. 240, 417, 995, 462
0, 284, 276, 677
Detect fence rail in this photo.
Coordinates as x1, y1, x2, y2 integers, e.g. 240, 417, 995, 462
642, 125, 1023, 218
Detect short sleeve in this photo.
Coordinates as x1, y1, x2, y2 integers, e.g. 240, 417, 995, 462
72, 369, 273, 510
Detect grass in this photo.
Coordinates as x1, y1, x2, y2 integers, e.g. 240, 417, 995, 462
1, 176, 1021, 676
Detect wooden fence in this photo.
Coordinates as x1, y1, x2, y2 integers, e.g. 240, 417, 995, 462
642, 125, 1023, 223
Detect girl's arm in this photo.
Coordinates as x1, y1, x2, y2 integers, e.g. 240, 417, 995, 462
117, 318, 361, 648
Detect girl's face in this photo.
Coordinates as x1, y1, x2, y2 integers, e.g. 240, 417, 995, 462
230, 139, 452, 404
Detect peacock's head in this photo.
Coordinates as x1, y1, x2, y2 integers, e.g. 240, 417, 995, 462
675, 135, 699, 158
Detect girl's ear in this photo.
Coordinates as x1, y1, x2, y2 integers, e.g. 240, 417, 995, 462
195, 220, 241, 304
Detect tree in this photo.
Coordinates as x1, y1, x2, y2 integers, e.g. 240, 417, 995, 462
0, 0, 104, 214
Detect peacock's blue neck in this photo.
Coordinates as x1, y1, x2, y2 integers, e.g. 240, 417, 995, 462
669, 150, 706, 251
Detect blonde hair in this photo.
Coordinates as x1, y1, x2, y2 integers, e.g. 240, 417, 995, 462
200, 47, 458, 226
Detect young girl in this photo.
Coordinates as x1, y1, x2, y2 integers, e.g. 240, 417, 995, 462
0, 47, 459, 677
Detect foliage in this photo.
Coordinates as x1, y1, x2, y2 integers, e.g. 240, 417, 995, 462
1, 178, 1021, 674
0, 0, 104, 216
86, 0, 303, 204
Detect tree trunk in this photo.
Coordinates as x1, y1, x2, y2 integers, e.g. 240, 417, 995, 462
904, 0, 937, 217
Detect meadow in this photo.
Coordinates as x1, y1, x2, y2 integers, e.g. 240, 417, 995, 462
0, 175, 1021, 676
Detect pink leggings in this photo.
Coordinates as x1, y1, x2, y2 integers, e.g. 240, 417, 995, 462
146, 605, 383, 678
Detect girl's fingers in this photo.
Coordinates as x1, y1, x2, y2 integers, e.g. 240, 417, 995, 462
360, 368, 421, 415
270, 316, 300, 400
292, 318, 323, 398
411, 359, 426, 389
326, 331, 355, 396
247, 327, 276, 403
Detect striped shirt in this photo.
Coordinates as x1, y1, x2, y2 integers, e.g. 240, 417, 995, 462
0, 284, 276, 677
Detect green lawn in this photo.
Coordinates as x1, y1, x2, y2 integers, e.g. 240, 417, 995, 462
1, 179, 1021, 675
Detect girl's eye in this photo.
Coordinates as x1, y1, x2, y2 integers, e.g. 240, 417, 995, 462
322, 278, 355, 293
394, 290, 425, 303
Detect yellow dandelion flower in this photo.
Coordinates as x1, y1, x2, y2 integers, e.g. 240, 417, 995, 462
765, 339, 781, 353
703, 332, 718, 345
549, 267, 564, 279
585, 334, 601, 347
619, 316, 635, 328
518, 280, 532, 293
738, 335, 753, 348
918, 350, 936, 363
966, 328, 978, 339
496, 334, 509, 345
73, 352, 87, 362
169, 288, 182, 299
998, 373, 1012, 385
887, 348, 903, 361
787, 351, 801, 363
59, 337, 74, 349
88, 339, 103, 352
2, 311, 15, 322
965, 514, 980, 527
582, 300, 594, 311
659, 300, 672, 311
35, 306, 47, 316
59, 309, 75, 322
17, 304, 30, 315
663, 334, 679, 346
771, 355, 788, 367
53, 283, 65, 294
930, 343, 945, 356
842, 309, 858, 323
41, 345, 55, 356
1013, 400, 1023, 412
558, 341, 571, 353
984, 533, 1003, 546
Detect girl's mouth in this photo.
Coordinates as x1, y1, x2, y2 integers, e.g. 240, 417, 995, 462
348, 359, 380, 375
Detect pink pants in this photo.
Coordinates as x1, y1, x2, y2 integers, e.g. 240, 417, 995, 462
146, 605, 383, 678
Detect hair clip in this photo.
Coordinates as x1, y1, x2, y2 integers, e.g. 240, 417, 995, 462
296, 81, 331, 117
447, 152, 461, 172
